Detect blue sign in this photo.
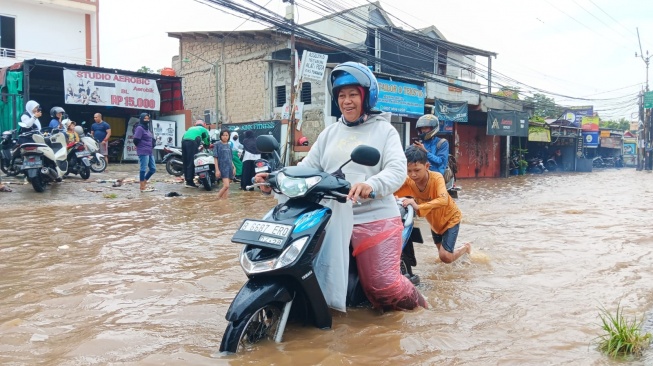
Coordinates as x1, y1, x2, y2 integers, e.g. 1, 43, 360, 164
376, 79, 425, 118
582, 131, 599, 148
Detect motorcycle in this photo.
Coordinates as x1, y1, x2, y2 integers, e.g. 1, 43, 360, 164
19, 130, 68, 192
218, 135, 420, 354
78, 121, 106, 172
193, 145, 216, 191
1, 129, 22, 176
162, 144, 183, 176
592, 156, 605, 168
65, 141, 91, 179
526, 157, 546, 174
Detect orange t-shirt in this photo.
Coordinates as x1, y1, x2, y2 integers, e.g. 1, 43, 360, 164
395, 171, 461, 234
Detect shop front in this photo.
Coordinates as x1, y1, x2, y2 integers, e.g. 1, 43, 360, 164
7, 59, 188, 163
548, 123, 582, 171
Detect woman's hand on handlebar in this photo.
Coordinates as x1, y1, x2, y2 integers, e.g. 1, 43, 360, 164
254, 173, 272, 194
348, 182, 374, 203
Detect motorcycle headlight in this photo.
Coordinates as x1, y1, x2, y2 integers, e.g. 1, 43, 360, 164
240, 236, 310, 275
276, 172, 321, 198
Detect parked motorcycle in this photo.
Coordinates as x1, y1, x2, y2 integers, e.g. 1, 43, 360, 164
592, 156, 605, 168
1, 129, 22, 176
527, 157, 546, 174
19, 130, 68, 192
78, 121, 106, 172
65, 141, 91, 179
193, 146, 216, 191
162, 144, 183, 176
218, 135, 418, 354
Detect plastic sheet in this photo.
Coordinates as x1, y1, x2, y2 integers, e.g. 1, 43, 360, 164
351, 217, 427, 310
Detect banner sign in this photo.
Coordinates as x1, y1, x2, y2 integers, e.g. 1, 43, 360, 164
63, 69, 161, 111
528, 125, 551, 142
153, 120, 176, 150
439, 120, 454, 134
123, 117, 140, 161
623, 142, 636, 155
600, 136, 622, 149
561, 106, 593, 128
486, 110, 529, 137
582, 131, 599, 148
580, 116, 599, 131
376, 79, 425, 118
221, 120, 282, 146
434, 99, 468, 122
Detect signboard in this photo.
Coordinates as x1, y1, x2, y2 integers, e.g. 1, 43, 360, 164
221, 120, 281, 147
123, 117, 140, 161
561, 106, 593, 128
486, 110, 529, 137
528, 125, 551, 142
299, 51, 328, 81
644, 91, 653, 109
582, 131, 599, 148
376, 79, 425, 118
580, 116, 599, 131
63, 69, 161, 111
600, 136, 622, 149
153, 120, 176, 150
434, 99, 468, 122
623, 142, 636, 156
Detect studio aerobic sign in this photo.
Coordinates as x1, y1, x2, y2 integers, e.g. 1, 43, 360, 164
486, 110, 530, 137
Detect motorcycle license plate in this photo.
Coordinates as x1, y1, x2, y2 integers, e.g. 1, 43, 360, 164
22, 156, 42, 168
75, 151, 90, 157
232, 220, 294, 249
194, 165, 209, 173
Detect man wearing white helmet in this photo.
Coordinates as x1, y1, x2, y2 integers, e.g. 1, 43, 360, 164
413, 114, 449, 177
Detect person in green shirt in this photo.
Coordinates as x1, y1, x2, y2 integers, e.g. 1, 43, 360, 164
181, 120, 211, 188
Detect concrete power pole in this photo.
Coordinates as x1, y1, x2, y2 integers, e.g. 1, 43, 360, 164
636, 28, 651, 170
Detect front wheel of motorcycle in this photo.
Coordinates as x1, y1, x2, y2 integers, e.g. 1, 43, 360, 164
80, 166, 91, 180
166, 158, 183, 176
219, 302, 283, 354
2, 161, 20, 176
90, 157, 107, 173
31, 175, 47, 192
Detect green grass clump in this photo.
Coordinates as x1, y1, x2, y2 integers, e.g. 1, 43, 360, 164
596, 303, 652, 358
103, 193, 118, 199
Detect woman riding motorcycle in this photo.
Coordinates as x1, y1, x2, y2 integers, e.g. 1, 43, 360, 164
257, 62, 426, 311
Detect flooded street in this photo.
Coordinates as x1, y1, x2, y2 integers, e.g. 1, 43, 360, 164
1, 168, 652, 365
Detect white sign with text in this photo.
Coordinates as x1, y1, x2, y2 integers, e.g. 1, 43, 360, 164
299, 51, 328, 81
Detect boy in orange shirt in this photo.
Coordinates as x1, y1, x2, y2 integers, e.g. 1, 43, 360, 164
395, 146, 471, 264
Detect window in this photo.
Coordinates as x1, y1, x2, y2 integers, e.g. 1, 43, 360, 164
300, 82, 311, 104
0, 16, 16, 58
275, 85, 286, 107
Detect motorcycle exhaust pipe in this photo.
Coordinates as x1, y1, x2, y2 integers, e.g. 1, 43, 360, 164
40, 167, 58, 180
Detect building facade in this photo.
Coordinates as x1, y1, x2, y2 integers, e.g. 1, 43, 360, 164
0, 0, 99, 68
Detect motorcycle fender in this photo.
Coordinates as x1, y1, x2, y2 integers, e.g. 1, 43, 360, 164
161, 153, 172, 163
225, 279, 293, 322
95, 152, 104, 160
26, 168, 38, 178
81, 157, 90, 167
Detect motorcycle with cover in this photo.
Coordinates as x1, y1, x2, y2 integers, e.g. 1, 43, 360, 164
218, 135, 422, 354
19, 130, 68, 192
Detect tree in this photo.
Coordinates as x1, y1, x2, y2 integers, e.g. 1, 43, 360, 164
524, 93, 564, 119
136, 66, 154, 74
599, 118, 630, 131
494, 86, 521, 100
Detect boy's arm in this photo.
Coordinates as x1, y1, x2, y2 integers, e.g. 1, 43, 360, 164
416, 173, 448, 216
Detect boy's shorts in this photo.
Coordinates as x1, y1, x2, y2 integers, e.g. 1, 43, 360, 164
431, 223, 460, 253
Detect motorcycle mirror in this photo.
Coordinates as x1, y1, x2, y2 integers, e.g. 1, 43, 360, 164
350, 145, 380, 167
256, 135, 279, 153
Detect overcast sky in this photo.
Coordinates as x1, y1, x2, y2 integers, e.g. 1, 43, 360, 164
100, 0, 653, 121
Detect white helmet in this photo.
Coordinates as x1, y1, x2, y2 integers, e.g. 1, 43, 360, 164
74, 126, 84, 135
61, 118, 72, 130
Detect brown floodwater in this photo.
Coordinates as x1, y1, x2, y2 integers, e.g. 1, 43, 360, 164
1, 168, 652, 365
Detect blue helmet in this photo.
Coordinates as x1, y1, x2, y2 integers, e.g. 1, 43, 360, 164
328, 62, 379, 113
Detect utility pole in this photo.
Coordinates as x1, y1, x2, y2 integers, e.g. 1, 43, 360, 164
636, 27, 652, 170
283, 0, 297, 166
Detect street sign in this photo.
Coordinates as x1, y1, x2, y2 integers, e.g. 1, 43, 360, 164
299, 51, 328, 81
644, 91, 653, 109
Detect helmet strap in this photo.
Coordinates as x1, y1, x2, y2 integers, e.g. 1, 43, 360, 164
342, 113, 368, 127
